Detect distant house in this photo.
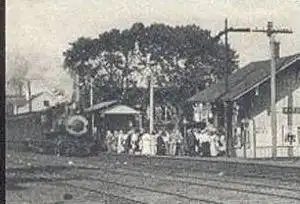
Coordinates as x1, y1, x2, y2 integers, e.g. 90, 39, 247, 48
6, 78, 70, 115
188, 52, 300, 158
17, 91, 69, 114
5, 79, 28, 115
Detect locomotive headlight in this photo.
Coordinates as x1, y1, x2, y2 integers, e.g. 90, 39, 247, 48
66, 115, 88, 136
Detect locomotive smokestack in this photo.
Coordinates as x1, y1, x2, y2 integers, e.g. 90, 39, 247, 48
27, 80, 32, 112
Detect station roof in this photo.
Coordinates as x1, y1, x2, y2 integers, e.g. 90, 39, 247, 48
103, 104, 140, 115
188, 53, 300, 103
84, 100, 118, 113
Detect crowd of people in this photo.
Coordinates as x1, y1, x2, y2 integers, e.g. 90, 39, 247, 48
104, 122, 226, 157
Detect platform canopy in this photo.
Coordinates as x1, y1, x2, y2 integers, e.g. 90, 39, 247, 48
103, 104, 140, 115
84, 100, 118, 113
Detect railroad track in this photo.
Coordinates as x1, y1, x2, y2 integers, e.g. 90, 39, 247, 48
52, 182, 148, 204
7, 167, 221, 203
6, 151, 300, 203
11, 162, 298, 203
70, 164, 300, 202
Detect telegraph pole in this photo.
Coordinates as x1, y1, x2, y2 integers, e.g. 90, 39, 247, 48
147, 53, 154, 134
215, 19, 292, 158
251, 22, 293, 159
90, 78, 95, 139
224, 18, 230, 157
225, 18, 229, 92
216, 18, 251, 157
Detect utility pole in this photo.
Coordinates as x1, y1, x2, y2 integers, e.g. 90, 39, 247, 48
224, 18, 230, 157
148, 53, 154, 134
225, 19, 229, 92
75, 73, 80, 108
215, 19, 292, 158
252, 21, 293, 159
26, 80, 32, 112
149, 75, 154, 133
216, 18, 251, 157
90, 78, 95, 139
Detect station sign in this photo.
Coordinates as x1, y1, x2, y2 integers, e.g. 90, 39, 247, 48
282, 107, 300, 114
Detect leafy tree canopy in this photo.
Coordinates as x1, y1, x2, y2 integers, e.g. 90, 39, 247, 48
63, 22, 239, 109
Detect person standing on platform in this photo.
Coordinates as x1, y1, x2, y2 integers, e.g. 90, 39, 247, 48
111, 130, 118, 152
194, 128, 201, 155
175, 129, 184, 156
209, 130, 219, 157
201, 128, 211, 157
117, 130, 125, 154
135, 129, 144, 155
130, 129, 138, 154
169, 129, 178, 156
151, 131, 158, 155
161, 130, 170, 155
123, 130, 131, 154
186, 129, 195, 156
141, 131, 151, 155
156, 131, 166, 155
106, 130, 114, 153
216, 131, 226, 156
122, 130, 129, 153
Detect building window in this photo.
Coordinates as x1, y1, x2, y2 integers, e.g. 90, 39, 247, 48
44, 100, 50, 107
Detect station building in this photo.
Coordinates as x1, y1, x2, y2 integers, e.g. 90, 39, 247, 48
188, 52, 300, 158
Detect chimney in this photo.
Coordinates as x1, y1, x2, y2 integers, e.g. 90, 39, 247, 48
274, 41, 280, 60
27, 80, 32, 112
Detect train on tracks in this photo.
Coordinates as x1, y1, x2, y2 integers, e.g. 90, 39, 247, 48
25, 102, 97, 157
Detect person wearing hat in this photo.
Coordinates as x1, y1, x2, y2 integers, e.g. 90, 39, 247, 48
161, 129, 170, 155
186, 129, 196, 156
201, 128, 211, 157
105, 130, 114, 153
216, 132, 226, 156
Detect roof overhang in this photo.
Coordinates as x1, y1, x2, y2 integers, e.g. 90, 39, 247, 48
84, 100, 118, 113
103, 104, 141, 115
222, 55, 300, 101
188, 54, 300, 103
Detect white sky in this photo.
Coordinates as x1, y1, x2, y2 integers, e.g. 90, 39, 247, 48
6, 0, 300, 95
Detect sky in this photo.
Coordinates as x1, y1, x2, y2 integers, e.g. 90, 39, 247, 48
6, 0, 300, 96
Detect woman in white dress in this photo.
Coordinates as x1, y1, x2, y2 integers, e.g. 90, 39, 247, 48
117, 130, 125, 154
130, 130, 138, 154
169, 130, 177, 156
162, 130, 170, 155
209, 131, 219, 157
141, 132, 152, 155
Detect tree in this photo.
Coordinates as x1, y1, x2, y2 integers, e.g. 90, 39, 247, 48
63, 23, 239, 110
6, 53, 30, 96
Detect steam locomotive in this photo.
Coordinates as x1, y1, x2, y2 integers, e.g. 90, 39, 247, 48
26, 102, 97, 157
